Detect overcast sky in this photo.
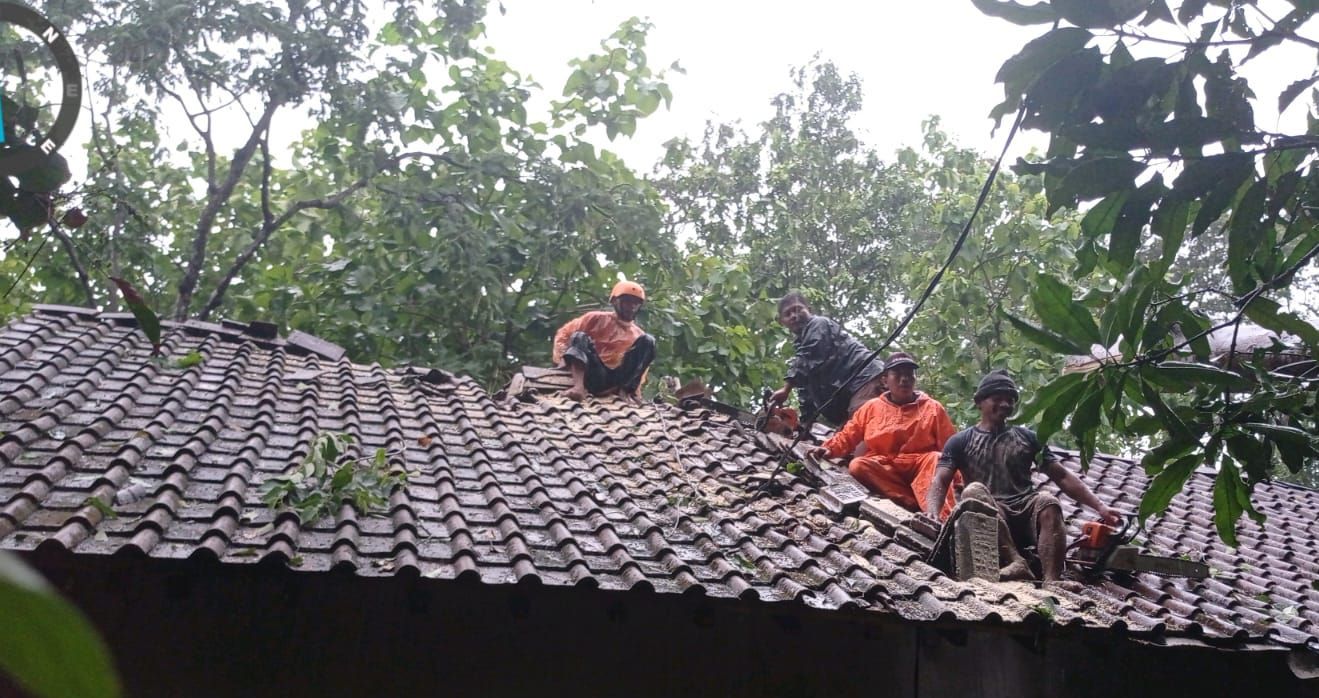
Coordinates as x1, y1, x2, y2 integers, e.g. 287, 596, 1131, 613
483, 0, 1047, 168
483, 0, 1309, 171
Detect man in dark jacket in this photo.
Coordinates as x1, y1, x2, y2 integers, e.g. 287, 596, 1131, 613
767, 292, 885, 426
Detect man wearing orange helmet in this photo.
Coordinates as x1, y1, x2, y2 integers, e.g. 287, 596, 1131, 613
552, 280, 656, 403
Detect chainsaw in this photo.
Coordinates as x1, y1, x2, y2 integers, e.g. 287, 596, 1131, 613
1066, 516, 1209, 579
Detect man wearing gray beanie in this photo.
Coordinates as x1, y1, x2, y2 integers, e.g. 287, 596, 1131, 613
924, 369, 1121, 582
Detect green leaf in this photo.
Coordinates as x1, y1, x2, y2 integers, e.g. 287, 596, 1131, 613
1139, 454, 1200, 519
1031, 273, 1103, 347
1243, 297, 1319, 354
1036, 374, 1094, 445
1137, 371, 1192, 440
1148, 361, 1251, 391
1080, 191, 1128, 243
1149, 199, 1190, 276
0, 551, 122, 698
330, 463, 354, 490
173, 351, 204, 369
1068, 382, 1104, 465
1213, 459, 1253, 546
1051, 156, 1145, 213
995, 28, 1093, 114
1239, 422, 1316, 449
1226, 178, 1268, 290
1226, 433, 1273, 483
1018, 371, 1086, 422
971, 0, 1058, 25
1000, 309, 1090, 355
107, 277, 162, 355
1279, 74, 1319, 113
82, 496, 117, 520
1053, 0, 1152, 27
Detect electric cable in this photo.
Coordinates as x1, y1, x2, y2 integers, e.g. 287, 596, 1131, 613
756, 102, 1029, 495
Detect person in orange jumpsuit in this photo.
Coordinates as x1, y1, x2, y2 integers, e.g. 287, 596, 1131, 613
552, 280, 655, 403
809, 352, 961, 518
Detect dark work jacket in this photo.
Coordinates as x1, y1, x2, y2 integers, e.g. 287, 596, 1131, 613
786, 315, 882, 425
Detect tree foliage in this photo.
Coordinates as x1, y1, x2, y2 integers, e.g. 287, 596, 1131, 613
654, 60, 930, 324
978, 0, 1319, 542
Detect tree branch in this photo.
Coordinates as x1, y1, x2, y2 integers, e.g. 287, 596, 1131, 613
46, 219, 95, 307
1110, 27, 1319, 51
196, 173, 372, 321
173, 96, 282, 320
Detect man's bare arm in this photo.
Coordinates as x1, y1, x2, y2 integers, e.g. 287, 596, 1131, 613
925, 466, 956, 520
1042, 461, 1121, 525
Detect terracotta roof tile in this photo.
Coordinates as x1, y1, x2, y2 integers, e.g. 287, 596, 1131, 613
1, 307, 1318, 653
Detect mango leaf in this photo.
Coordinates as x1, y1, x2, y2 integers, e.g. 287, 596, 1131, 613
108, 277, 161, 355
1279, 74, 1319, 113
1148, 361, 1252, 391
1050, 156, 1145, 213
1213, 459, 1259, 546
1053, 0, 1152, 28
1107, 180, 1160, 273
1034, 374, 1093, 445
1018, 371, 1086, 422
1068, 382, 1104, 465
971, 0, 1058, 25
1226, 433, 1273, 483
1080, 190, 1128, 243
1243, 297, 1319, 354
0, 551, 122, 698
1226, 178, 1268, 290
1149, 199, 1190, 276
1000, 309, 1089, 355
1031, 273, 1103, 348
1137, 371, 1192, 440
1177, 0, 1209, 25
995, 27, 1093, 96
1239, 422, 1316, 450
1139, 454, 1200, 519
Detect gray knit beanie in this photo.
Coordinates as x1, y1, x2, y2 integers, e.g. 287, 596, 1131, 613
973, 369, 1019, 403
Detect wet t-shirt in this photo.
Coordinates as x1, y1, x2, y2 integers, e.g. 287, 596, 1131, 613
937, 425, 1056, 507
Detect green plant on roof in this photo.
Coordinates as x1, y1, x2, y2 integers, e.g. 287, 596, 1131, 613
260, 432, 407, 525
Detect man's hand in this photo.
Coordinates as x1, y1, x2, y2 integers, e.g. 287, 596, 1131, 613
915, 512, 943, 532
769, 386, 791, 406
1095, 504, 1123, 527
808, 446, 830, 461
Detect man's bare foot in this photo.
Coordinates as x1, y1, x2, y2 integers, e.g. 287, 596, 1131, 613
624, 392, 643, 404
1000, 559, 1035, 581
1042, 579, 1084, 593
563, 386, 587, 401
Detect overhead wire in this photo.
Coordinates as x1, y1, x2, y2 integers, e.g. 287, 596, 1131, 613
755, 102, 1030, 495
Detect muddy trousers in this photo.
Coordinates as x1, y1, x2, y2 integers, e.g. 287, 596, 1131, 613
847, 451, 961, 519
561, 331, 656, 395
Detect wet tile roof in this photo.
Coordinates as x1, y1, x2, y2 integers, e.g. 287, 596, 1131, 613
1, 306, 1317, 651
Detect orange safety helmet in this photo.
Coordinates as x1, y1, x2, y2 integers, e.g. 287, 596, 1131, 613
610, 280, 646, 302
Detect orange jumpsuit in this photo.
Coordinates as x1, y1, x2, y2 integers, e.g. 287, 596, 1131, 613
552, 310, 650, 387
820, 392, 962, 519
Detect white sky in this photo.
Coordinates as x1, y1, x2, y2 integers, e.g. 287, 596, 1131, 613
483, 0, 1310, 171
484, 0, 1049, 168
